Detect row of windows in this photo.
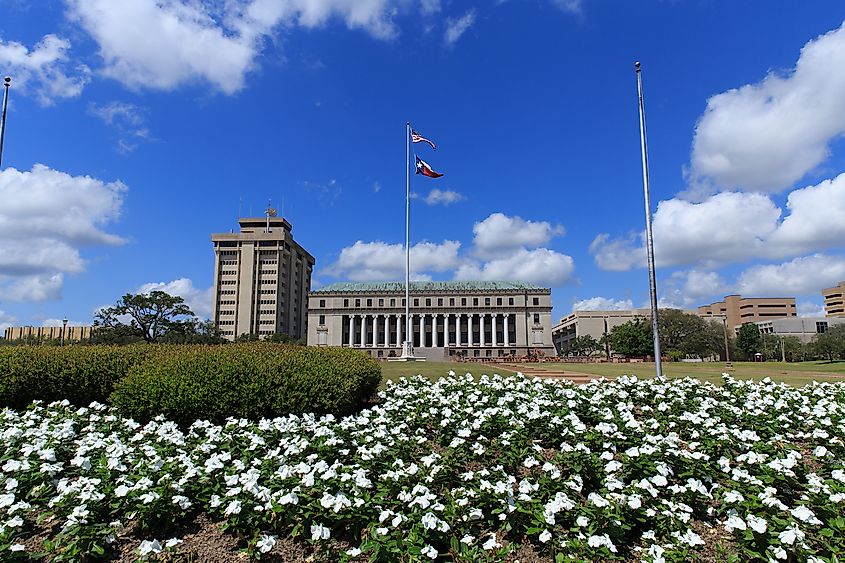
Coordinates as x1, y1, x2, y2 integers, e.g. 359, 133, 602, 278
259, 299, 276, 305
220, 280, 237, 286
220, 260, 237, 266
219, 310, 234, 316
333, 313, 539, 325
259, 309, 275, 315
261, 270, 277, 275
260, 289, 276, 294
219, 320, 235, 326
221, 269, 237, 276
220, 290, 236, 295
259, 320, 275, 325
317, 296, 542, 308
260, 279, 276, 285
218, 300, 235, 306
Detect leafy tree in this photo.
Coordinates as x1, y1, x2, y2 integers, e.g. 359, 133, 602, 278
562, 335, 601, 357
813, 325, 845, 362
94, 291, 195, 343
735, 323, 763, 360
264, 332, 305, 345
159, 319, 227, 344
657, 309, 715, 359
780, 336, 804, 362
608, 318, 653, 358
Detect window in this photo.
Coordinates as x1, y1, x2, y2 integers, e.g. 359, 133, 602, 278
817, 322, 829, 333
367, 298, 372, 307
533, 297, 540, 306
473, 298, 479, 306
485, 297, 491, 306
426, 298, 431, 306
437, 298, 443, 306
534, 313, 540, 324
402, 299, 406, 306
390, 298, 396, 307
497, 298, 502, 306
414, 298, 419, 306
319, 299, 326, 308
355, 299, 361, 307
319, 315, 325, 325
461, 298, 466, 306
449, 298, 455, 306
378, 298, 384, 307
508, 297, 514, 306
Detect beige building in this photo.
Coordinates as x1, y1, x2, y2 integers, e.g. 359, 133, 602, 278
552, 309, 683, 355
4, 325, 92, 343
307, 281, 554, 359
211, 215, 315, 340
697, 295, 796, 333
822, 281, 845, 318
755, 317, 845, 344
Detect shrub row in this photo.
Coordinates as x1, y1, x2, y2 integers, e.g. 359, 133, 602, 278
0, 344, 381, 423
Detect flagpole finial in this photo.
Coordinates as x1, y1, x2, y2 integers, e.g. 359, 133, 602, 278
635, 61, 641, 72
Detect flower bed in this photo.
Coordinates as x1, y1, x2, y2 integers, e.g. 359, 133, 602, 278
1, 373, 844, 561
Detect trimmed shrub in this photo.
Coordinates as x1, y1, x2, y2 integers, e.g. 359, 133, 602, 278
109, 344, 381, 424
0, 345, 155, 409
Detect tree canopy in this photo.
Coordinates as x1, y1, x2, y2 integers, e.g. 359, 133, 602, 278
93, 291, 196, 343
608, 318, 653, 358
735, 323, 763, 360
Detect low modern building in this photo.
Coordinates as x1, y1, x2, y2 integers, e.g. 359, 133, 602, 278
3, 325, 92, 343
211, 213, 315, 341
697, 295, 796, 333
755, 317, 845, 343
822, 281, 845, 318
552, 309, 675, 355
306, 281, 554, 359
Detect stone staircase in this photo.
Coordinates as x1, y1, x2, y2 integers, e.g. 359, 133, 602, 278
499, 364, 601, 385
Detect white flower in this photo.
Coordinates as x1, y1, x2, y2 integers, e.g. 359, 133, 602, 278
772, 546, 787, 560
165, 538, 183, 548
257, 534, 277, 553
460, 535, 475, 544
539, 529, 552, 543
576, 516, 589, 527
139, 539, 163, 557
724, 515, 746, 532
311, 523, 330, 541
746, 514, 768, 534
587, 534, 617, 553
9, 544, 25, 552
482, 535, 501, 550
588, 492, 610, 508
421, 545, 438, 559
778, 524, 804, 545
790, 505, 821, 525
723, 490, 744, 504
346, 547, 362, 556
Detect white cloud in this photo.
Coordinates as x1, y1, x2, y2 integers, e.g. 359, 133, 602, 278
65, 0, 436, 94
472, 212, 565, 260
444, 9, 475, 46
0, 164, 126, 302
660, 269, 728, 309
424, 189, 464, 205
690, 21, 845, 193
736, 254, 845, 296
326, 240, 461, 281
0, 310, 17, 333
797, 301, 826, 318
572, 297, 634, 311
591, 171, 845, 271
454, 248, 574, 286
41, 318, 86, 327
136, 278, 214, 319
552, 0, 582, 14
89, 101, 150, 153
0, 34, 90, 104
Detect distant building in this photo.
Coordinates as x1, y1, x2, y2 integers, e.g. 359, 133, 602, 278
755, 317, 845, 343
822, 281, 845, 318
306, 281, 554, 359
697, 295, 796, 333
3, 325, 92, 342
211, 214, 315, 341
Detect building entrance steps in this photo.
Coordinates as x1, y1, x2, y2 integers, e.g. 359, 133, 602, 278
499, 364, 600, 384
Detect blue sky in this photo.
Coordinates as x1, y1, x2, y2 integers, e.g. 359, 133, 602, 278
1, 1, 844, 329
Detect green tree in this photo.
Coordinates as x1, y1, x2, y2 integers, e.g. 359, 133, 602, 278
657, 309, 715, 359
813, 325, 845, 362
735, 323, 763, 360
562, 335, 601, 357
93, 291, 195, 343
608, 318, 653, 358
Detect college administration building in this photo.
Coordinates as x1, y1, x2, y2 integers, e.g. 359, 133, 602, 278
306, 281, 554, 359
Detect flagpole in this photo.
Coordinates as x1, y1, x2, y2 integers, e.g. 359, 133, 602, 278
636, 61, 663, 378
0, 77, 11, 168
404, 122, 412, 357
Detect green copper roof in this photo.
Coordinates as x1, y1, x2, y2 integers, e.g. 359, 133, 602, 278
312, 281, 545, 293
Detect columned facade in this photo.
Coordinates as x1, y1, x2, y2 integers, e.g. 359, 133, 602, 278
307, 282, 555, 359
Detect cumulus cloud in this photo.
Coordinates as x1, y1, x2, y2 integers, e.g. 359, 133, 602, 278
735, 254, 845, 296
0, 34, 90, 104
689, 21, 845, 193
41, 318, 87, 327
65, 0, 437, 94
591, 172, 845, 271
660, 269, 729, 309
136, 277, 214, 319
797, 301, 826, 318
326, 240, 461, 281
444, 9, 475, 46
0, 164, 126, 302
572, 297, 634, 311
0, 310, 17, 333
424, 189, 464, 205
454, 248, 574, 286
472, 212, 565, 260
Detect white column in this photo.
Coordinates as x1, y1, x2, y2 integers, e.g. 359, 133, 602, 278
372, 315, 379, 347
419, 314, 425, 348
348, 315, 355, 346
433, 314, 439, 347
360, 315, 366, 347
444, 314, 450, 347
395, 314, 401, 347
492, 314, 498, 347
383, 314, 389, 347
456, 314, 461, 346
504, 314, 510, 347
480, 314, 486, 347
468, 314, 474, 346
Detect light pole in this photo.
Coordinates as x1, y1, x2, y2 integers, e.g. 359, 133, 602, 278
61, 318, 68, 346
0, 77, 11, 167
721, 315, 731, 366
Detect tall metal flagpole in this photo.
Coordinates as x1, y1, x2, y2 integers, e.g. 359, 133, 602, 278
635, 61, 663, 378
404, 122, 412, 357
0, 77, 11, 168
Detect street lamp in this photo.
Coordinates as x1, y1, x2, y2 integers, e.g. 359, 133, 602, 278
61, 318, 68, 346
720, 315, 732, 367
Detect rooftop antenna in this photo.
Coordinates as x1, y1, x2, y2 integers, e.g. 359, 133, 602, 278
265, 199, 277, 233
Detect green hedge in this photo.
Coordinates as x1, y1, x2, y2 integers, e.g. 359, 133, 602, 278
0, 345, 155, 409
109, 344, 381, 424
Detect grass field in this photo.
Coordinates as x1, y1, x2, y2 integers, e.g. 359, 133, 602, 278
378, 358, 845, 387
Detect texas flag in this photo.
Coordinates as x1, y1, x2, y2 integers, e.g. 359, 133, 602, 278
415, 155, 443, 178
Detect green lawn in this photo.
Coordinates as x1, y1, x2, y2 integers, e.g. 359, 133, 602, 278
378, 358, 845, 388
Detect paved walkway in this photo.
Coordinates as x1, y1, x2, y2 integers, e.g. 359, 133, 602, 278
500, 363, 601, 385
